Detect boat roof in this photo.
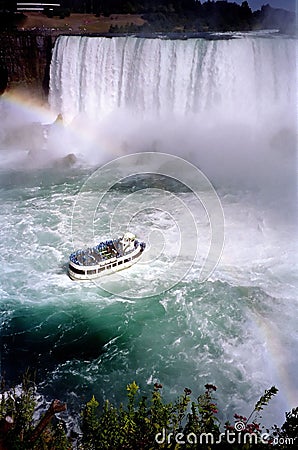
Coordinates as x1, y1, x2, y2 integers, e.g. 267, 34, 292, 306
122, 232, 136, 240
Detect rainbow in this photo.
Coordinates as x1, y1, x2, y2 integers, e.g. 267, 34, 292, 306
0, 89, 122, 166
252, 310, 298, 414
1, 89, 56, 124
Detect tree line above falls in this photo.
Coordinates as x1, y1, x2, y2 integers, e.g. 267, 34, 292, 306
0, 0, 296, 33
70, 0, 294, 33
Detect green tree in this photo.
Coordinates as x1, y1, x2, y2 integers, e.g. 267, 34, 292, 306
0, 374, 70, 450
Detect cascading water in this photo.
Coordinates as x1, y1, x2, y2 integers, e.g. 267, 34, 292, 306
0, 34, 297, 430
49, 36, 294, 123
48, 35, 296, 194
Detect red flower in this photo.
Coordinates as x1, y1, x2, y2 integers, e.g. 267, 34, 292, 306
205, 383, 217, 391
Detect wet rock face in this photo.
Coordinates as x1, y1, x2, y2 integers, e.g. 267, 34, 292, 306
0, 31, 55, 96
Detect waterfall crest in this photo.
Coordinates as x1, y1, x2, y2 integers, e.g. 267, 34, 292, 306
49, 36, 295, 124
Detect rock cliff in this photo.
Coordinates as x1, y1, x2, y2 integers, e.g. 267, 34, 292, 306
0, 31, 55, 97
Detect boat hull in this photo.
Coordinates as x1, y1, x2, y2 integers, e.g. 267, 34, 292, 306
68, 246, 143, 281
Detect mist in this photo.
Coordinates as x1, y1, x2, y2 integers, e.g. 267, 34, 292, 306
48, 34, 296, 204
0, 35, 296, 214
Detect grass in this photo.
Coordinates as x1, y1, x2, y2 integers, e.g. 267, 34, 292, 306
17, 12, 146, 34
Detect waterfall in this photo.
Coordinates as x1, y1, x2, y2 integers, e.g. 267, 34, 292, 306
49, 35, 295, 125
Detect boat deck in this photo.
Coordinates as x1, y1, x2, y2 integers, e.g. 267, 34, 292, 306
69, 239, 132, 267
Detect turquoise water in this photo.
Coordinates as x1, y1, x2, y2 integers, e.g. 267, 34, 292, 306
0, 33, 297, 429
0, 161, 297, 427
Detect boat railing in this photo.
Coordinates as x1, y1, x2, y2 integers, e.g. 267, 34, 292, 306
69, 238, 145, 268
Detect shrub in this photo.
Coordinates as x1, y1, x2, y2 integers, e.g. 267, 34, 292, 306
0, 373, 70, 450
1, 374, 297, 449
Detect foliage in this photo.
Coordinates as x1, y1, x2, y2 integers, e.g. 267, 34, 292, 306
0, 1, 295, 34
1, 375, 297, 449
0, 12, 26, 31
80, 381, 174, 449
61, 0, 295, 34
43, 7, 71, 19
271, 407, 298, 449
224, 386, 280, 448
109, 22, 144, 34
79, 382, 297, 449
0, 373, 70, 450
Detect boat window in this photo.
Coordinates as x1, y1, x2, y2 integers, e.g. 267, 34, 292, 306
87, 269, 97, 275
112, 262, 117, 267
98, 267, 105, 272
106, 265, 111, 270
69, 266, 86, 275
124, 258, 131, 263
118, 260, 123, 265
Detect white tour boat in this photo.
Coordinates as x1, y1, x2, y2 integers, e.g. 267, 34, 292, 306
68, 232, 146, 281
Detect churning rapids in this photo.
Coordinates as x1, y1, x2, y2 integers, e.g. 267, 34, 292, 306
0, 33, 297, 428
